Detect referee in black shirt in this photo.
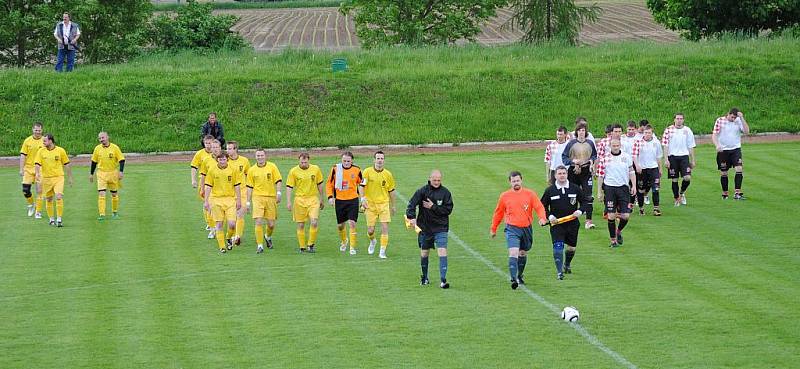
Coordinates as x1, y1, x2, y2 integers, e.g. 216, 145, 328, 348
540, 165, 589, 280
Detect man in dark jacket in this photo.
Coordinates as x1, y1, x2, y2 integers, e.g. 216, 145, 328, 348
200, 112, 225, 148
406, 169, 453, 289
540, 165, 590, 280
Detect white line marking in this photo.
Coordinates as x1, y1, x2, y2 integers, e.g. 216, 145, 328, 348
398, 192, 638, 369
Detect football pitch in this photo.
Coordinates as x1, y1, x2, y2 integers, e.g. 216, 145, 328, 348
1, 142, 798, 368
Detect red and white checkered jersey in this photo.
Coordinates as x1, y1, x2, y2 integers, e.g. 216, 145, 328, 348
621, 135, 641, 157
596, 137, 610, 158
661, 125, 696, 156
598, 151, 634, 187
636, 137, 662, 169
544, 140, 568, 170
713, 116, 744, 150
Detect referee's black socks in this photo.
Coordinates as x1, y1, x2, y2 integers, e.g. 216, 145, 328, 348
421, 256, 429, 280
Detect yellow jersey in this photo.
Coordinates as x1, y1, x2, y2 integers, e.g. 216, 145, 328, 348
361, 167, 395, 204
91, 143, 125, 172
229, 155, 251, 178
191, 149, 212, 170
20, 135, 44, 167
34, 146, 70, 178
199, 155, 217, 177
205, 164, 241, 198
247, 162, 283, 197
286, 164, 323, 197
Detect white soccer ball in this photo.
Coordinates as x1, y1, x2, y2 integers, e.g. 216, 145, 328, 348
561, 306, 580, 322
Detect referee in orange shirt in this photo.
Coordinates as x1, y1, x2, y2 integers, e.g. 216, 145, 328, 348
490, 171, 547, 290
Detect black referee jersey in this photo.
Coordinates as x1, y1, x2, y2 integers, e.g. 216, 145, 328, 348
540, 181, 590, 218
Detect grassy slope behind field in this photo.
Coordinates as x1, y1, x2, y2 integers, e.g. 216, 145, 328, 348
1, 38, 799, 155
0, 143, 798, 369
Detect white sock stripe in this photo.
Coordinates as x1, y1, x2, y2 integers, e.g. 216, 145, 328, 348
398, 192, 638, 369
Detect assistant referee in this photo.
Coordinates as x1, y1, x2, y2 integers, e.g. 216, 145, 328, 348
540, 165, 589, 280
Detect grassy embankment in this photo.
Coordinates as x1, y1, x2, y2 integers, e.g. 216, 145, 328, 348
1, 37, 798, 155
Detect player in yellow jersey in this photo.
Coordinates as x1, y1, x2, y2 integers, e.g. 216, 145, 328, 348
191, 135, 215, 234
203, 152, 242, 253
286, 152, 325, 253
199, 139, 223, 239
89, 132, 125, 220
34, 134, 73, 227
19, 122, 45, 218
359, 151, 396, 259
226, 141, 251, 246
244, 148, 283, 253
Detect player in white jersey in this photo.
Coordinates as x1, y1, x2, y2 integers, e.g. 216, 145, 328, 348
712, 108, 750, 200
544, 126, 569, 185
621, 121, 642, 206
635, 125, 663, 216
597, 139, 636, 248
662, 113, 696, 207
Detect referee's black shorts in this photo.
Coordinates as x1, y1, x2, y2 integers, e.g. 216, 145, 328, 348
550, 220, 579, 247
335, 198, 359, 223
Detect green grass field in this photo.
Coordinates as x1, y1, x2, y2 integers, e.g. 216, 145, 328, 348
1, 142, 798, 368
2, 37, 799, 156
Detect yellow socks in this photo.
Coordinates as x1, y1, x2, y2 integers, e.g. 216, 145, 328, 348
309, 226, 319, 246
111, 196, 119, 213
349, 229, 358, 248
98, 196, 106, 216
46, 200, 54, 218
205, 210, 215, 229
266, 225, 274, 237
56, 198, 64, 218
296, 229, 306, 248
236, 218, 245, 238
35, 195, 43, 212
216, 228, 225, 249
255, 225, 264, 245
26, 196, 33, 205
226, 226, 235, 240
380, 234, 389, 250
338, 228, 347, 243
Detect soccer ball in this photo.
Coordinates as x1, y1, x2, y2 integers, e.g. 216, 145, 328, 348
561, 306, 580, 322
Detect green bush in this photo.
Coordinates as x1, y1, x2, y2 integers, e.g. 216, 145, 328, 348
149, 1, 248, 51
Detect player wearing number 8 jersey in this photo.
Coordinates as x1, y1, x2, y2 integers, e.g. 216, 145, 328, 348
360, 151, 396, 259
34, 134, 73, 227
245, 149, 282, 253
286, 153, 325, 253
89, 132, 125, 220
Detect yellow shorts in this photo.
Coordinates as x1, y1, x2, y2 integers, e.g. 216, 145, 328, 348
211, 197, 237, 223
41, 176, 65, 197
22, 167, 37, 185
292, 196, 320, 223
97, 171, 121, 192
366, 202, 391, 227
252, 195, 278, 220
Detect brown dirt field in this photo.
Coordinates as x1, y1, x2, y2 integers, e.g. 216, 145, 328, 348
2, 134, 797, 167
224, 2, 679, 52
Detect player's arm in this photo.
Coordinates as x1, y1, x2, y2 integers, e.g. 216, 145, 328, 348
544, 144, 552, 180
234, 183, 242, 210
35, 163, 41, 182
19, 153, 25, 177
540, 190, 557, 225
575, 187, 589, 217
532, 194, 548, 226
596, 174, 605, 201
389, 190, 396, 214
326, 166, 336, 205
656, 144, 664, 175
689, 147, 696, 168
317, 180, 325, 210
191, 167, 198, 188
203, 184, 212, 211
358, 183, 368, 208
711, 119, 722, 151
561, 141, 574, 167
738, 112, 749, 134
405, 187, 423, 220
246, 186, 253, 212
285, 185, 293, 211
274, 179, 283, 204
89, 160, 97, 183
490, 196, 505, 237
628, 165, 637, 196
118, 159, 125, 180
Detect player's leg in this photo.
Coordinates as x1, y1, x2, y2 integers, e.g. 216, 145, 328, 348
516, 226, 532, 283
54, 177, 65, 226
419, 233, 432, 285
348, 219, 358, 254
366, 207, 378, 254
636, 175, 646, 214
605, 187, 619, 246
264, 196, 277, 248
254, 217, 265, 253
435, 232, 449, 288
292, 197, 309, 252
583, 172, 595, 228
22, 182, 34, 215
615, 187, 632, 245
679, 156, 691, 204
717, 151, 729, 198
43, 178, 55, 224
504, 226, 522, 289
34, 178, 43, 217
668, 156, 680, 205
551, 225, 565, 278
97, 189, 107, 219
211, 200, 227, 252
378, 221, 389, 258
564, 222, 579, 274
296, 222, 307, 252
337, 222, 347, 251
306, 199, 321, 252
733, 149, 744, 199
651, 169, 662, 215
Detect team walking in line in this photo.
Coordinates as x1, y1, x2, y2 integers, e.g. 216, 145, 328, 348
18, 108, 751, 289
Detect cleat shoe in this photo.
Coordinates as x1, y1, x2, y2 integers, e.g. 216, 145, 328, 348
233, 236, 241, 246
207, 230, 216, 239
49, 219, 56, 226
56, 221, 63, 228
206, 225, 211, 231
557, 273, 564, 280
266, 237, 273, 249
368, 240, 376, 255
299, 248, 307, 253
257, 245, 264, 254
511, 279, 519, 290
564, 265, 572, 274
35, 212, 42, 219
680, 194, 687, 205
609, 239, 619, 248
27, 205, 35, 217
517, 275, 525, 285
644, 195, 650, 205
378, 249, 387, 259
653, 208, 662, 216
722, 192, 729, 200
440, 281, 450, 289
349, 248, 357, 255
308, 245, 316, 253
97, 215, 106, 221
219, 248, 227, 254
639, 208, 645, 216
112, 213, 119, 219
616, 231, 623, 245
584, 220, 595, 230
734, 193, 745, 200
226, 239, 233, 250
420, 276, 430, 286
674, 198, 681, 207
339, 242, 347, 252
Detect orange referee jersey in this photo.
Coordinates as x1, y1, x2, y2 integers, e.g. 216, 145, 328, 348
491, 187, 547, 233
326, 164, 362, 201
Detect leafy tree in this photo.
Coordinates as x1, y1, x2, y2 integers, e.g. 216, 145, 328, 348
72, 0, 153, 64
149, 0, 248, 51
647, 0, 800, 40
508, 0, 600, 45
0, 1, 61, 67
340, 0, 507, 48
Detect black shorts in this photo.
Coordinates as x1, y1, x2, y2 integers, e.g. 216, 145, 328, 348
334, 199, 359, 223
637, 168, 661, 192
668, 155, 692, 179
550, 220, 579, 247
568, 165, 594, 197
716, 148, 742, 171
604, 185, 632, 213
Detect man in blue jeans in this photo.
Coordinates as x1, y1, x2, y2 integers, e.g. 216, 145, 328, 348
54, 12, 80, 72
406, 170, 454, 289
